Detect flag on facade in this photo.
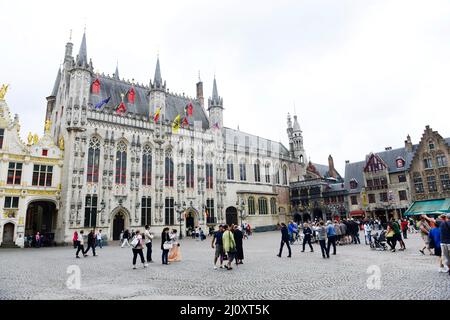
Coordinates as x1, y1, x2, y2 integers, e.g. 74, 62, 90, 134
212, 122, 220, 129
186, 102, 193, 116
181, 116, 189, 128
95, 96, 110, 109
116, 101, 126, 114
172, 114, 181, 133
153, 107, 161, 123
127, 87, 135, 104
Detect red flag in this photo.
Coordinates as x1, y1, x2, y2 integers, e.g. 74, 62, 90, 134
181, 116, 189, 128
128, 87, 135, 104
116, 102, 126, 114
91, 78, 101, 94
186, 102, 193, 116
153, 107, 161, 123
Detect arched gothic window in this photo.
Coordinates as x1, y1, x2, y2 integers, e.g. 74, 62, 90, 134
142, 145, 152, 186
165, 156, 174, 187
248, 197, 255, 215
115, 141, 127, 184
265, 163, 271, 183
270, 197, 277, 215
87, 137, 101, 183
258, 197, 268, 215
282, 165, 288, 185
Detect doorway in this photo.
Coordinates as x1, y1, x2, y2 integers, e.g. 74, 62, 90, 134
112, 212, 125, 240
25, 201, 57, 246
2, 223, 14, 244
226, 207, 238, 226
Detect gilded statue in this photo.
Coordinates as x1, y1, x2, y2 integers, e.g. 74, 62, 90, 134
44, 119, 52, 133
27, 132, 33, 145
33, 134, 39, 145
59, 136, 65, 150
0, 84, 9, 100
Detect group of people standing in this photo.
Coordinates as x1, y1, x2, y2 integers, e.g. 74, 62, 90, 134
211, 224, 245, 270
73, 229, 103, 258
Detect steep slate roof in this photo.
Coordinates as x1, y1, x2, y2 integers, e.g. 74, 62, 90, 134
88, 75, 210, 129
344, 160, 366, 194
50, 68, 61, 97
224, 127, 291, 159
308, 163, 343, 182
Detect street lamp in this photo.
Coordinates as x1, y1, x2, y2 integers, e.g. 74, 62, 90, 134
94, 199, 106, 232
175, 201, 186, 239
236, 197, 245, 228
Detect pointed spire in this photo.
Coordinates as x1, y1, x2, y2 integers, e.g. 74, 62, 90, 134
293, 115, 301, 132
212, 77, 219, 101
76, 30, 88, 67
154, 56, 162, 86
114, 61, 120, 80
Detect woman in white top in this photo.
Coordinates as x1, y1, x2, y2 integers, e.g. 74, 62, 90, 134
131, 230, 148, 269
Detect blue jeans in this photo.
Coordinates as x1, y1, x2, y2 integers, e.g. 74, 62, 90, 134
96, 239, 102, 248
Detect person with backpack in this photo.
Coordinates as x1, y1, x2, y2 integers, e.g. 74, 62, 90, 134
130, 230, 147, 269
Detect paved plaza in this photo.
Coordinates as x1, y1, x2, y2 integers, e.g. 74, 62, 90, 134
0, 231, 449, 300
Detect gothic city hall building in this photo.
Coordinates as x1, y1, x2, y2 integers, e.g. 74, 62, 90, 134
0, 31, 308, 247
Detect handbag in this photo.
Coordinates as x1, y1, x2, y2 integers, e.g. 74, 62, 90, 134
163, 241, 173, 250
130, 236, 140, 248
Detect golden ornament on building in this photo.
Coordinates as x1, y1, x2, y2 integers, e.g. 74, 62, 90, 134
0, 84, 9, 100
59, 136, 64, 150
27, 132, 33, 145
44, 119, 52, 133
33, 133, 39, 145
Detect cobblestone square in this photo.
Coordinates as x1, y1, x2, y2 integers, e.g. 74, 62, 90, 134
0, 231, 449, 300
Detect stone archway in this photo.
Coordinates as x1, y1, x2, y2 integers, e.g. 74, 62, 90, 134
185, 207, 199, 232
110, 207, 130, 241
25, 200, 57, 246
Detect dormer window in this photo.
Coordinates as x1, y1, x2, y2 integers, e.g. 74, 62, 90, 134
349, 179, 358, 189
396, 157, 405, 168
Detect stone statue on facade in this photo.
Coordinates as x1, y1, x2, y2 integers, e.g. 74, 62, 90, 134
0, 84, 9, 100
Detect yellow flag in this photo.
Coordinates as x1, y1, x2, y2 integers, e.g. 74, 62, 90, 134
172, 114, 181, 133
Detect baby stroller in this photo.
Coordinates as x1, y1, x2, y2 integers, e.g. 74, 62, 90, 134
370, 230, 388, 251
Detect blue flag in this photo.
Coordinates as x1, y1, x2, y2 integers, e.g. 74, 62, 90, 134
95, 96, 111, 109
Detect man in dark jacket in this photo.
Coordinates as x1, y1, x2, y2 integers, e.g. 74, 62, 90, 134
84, 230, 97, 256
277, 223, 291, 258
439, 214, 450, 275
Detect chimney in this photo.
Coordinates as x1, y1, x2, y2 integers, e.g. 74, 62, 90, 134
345, 160, 350, 164
196, 80, 204, 108
385, 146, 392, 151
328, 154, 336, 178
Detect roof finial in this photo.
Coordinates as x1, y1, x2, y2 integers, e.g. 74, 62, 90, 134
69, 29, 72, 42
198, 70, 201, 82
294, 101, 297, 115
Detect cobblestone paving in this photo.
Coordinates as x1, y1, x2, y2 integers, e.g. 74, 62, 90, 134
0, 232, 449, 300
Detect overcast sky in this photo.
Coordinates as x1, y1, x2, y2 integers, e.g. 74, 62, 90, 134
1, 0, 450, 174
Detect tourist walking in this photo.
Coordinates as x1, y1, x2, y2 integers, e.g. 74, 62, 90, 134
212, 225, 225, 269
76, 230, 87, 258
439, 214, 450, 275
131, 230, 147, 269
121, 229, 131, 248
72, 231, 79, 249
161, 227, 171, 265
419, 215, 433, 255
317, 221, 329, 258
222, 225, 237, 270
339, 220, 348, 245
301, 223, 314, 252
401, 219, 409, 239
334, 221, 342, 245
84, 230, 97, 256
144, 225, 154, 263
428, 219, 445, 272
168, 229, 182, 262
364, 222, 372, 245
233, 225, 244, 265
326, 221, 337, 255
96, 230, 103, 248
392, 219, 406, 250
277, 223, 292, 258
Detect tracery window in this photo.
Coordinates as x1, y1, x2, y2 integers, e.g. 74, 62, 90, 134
87, 137, 101, 183
115, 141, 127, 184
142, 145, 152, 186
